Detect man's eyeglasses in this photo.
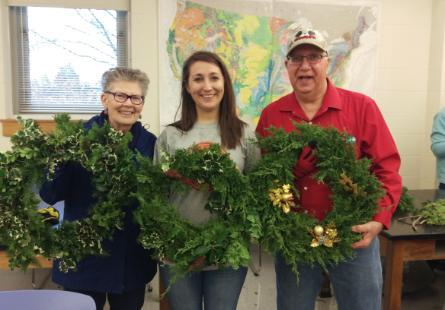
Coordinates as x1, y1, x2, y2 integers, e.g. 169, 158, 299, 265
287, 53, 328, 66
105, 91, 145, 105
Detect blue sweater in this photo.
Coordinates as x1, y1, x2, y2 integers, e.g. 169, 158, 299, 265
432, 107, 445, 185
39, 114, 157, 293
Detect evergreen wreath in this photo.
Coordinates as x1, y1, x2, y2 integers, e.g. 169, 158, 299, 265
249, 123, 384, 275
134, 143, 261, 279
0, 114, 142, 272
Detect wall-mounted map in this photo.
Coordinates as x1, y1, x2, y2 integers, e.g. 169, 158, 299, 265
159, 0, 379, 127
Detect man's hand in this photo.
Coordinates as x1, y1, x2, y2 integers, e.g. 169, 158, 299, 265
351, 221, 383, 249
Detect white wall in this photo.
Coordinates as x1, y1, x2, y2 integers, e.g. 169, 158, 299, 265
131, 0, 160, 136
376, 0, 436, 189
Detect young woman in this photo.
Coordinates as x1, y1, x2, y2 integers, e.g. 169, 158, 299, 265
39, 67, 157, 310
155, 51, 260, 310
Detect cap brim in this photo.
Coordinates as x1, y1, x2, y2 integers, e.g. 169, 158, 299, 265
287, 40, 327, 56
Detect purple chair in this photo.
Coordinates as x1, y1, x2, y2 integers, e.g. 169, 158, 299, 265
0, 290, 95, 310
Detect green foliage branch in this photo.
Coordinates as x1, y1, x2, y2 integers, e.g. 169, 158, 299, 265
418, 200, 445, 225
394, 186, 416, 214
397, 191, 445, 230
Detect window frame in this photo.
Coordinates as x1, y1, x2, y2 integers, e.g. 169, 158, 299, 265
8, 2, 130, 114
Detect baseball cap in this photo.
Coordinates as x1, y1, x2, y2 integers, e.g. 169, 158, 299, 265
286, 27, 328, 56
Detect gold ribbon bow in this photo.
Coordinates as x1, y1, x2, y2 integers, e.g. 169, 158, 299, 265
269, 184, 295, 213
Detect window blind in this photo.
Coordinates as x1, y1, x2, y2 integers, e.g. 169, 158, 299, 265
9, 6, 129, 114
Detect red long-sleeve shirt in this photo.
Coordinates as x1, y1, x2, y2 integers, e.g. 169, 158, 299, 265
256, 80, 402, 228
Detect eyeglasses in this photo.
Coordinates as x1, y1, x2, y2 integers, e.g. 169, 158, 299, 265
105, 91, 145, 105
287, 53, 328, 66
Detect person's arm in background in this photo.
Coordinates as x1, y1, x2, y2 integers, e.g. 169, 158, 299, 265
431, 108, 445, 158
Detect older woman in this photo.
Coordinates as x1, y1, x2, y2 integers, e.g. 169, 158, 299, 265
39, 67, 157, 310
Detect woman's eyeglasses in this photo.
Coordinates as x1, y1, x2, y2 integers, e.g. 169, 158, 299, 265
105, 91, 145, 105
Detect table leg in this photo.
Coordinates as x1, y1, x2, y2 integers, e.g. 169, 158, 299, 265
159, 276, 169, 310
383, 240, 404, 310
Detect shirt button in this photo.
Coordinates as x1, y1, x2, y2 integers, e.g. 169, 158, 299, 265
303, 186, 308, 190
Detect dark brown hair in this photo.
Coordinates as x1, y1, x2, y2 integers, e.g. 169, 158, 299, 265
170, 51, 245, 149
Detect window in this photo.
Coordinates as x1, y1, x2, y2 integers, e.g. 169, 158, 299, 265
9, 6, 128, 113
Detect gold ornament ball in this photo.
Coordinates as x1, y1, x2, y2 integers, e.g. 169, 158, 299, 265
314, 225, 324, 236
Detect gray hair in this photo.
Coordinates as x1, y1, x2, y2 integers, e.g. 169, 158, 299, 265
101, 67, 150, 96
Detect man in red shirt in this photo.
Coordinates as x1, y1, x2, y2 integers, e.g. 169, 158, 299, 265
256, 26, 402, 310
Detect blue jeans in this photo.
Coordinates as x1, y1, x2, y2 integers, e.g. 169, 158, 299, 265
159, 265, 247, 310
275, 238, 382, 310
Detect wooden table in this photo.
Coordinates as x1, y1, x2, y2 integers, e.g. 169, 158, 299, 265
380, 189, 445, 310
0, 251, 52, 270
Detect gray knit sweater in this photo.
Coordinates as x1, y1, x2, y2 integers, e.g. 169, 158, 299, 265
154, 122, 260, 225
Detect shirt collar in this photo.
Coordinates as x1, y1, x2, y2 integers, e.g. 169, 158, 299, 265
279, 79, 343, 112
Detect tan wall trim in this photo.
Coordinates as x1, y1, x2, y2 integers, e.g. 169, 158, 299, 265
1, 119, 56, 137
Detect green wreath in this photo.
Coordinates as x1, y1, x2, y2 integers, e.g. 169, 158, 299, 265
134, 143, 261, 279
0, 114, 145, 272
249, 123, 384, 275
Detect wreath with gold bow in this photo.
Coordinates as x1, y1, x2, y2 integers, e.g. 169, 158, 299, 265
134, 142, 261, 279
0, 115, 143, 272
249, 123, 384, 275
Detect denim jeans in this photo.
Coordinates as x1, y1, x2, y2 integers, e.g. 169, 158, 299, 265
275, 237, 382, 310
159, 265, 247, 310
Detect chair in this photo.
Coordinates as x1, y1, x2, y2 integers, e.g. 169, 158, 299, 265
0, 289, 95, 310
